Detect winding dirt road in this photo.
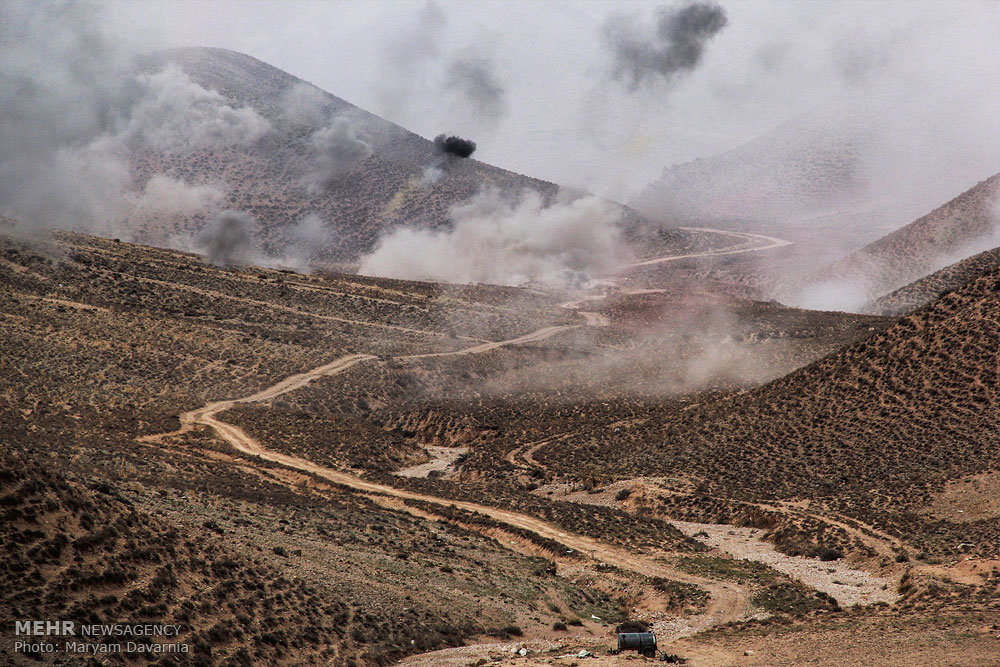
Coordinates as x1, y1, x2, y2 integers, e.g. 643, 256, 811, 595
144, 342, 749, 641
400, 325, 581, 360
628, 227, 793, 267
141, 225, 795, 646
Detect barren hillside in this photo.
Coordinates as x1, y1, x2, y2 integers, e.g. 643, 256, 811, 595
810, 172, 1000, 303
4, 228, 997, 664
863, 245, 1000, 316
632, 107, 875, 226
129, 47, 686, 262
535, 261, 1000, 560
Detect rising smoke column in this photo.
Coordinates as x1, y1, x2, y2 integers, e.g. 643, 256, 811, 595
603, 1, 728, 89
359, 188, 629, 286
375, 2, 509, 138
197, 210, 258, 267
445, 56, 507, 127
377, 0, 448, 118
304, 117, 373, 193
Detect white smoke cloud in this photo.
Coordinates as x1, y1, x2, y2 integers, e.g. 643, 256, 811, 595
279, 82, 331, 127
421, 166, 444, 185
121, 65, 271, 153
0, 3, 268, 238
359, 188, 629, 286
789, 279, 870, 313
129, 175, 227, 217
274, 213, 335, 272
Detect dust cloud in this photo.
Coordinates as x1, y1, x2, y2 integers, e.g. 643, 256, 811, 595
359, 188, 629, 287
0, 2, 269, 239
197, 210, 258, 267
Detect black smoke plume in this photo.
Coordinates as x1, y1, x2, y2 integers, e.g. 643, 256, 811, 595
434, 134, 477, 158
605, 1, 728, 89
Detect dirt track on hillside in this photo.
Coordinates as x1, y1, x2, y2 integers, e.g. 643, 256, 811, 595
145, 340, 751, 640
140, 226, 796, 645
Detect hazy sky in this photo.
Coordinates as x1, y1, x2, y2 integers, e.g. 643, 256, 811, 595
103, 0, 1000, 201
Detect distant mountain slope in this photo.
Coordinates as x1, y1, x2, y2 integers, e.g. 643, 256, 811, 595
631, 101, 999, 264
132, 47, 680, 261
632, 107, 876, 226
810, 172, 1000, 304
862, 244, 1000, 316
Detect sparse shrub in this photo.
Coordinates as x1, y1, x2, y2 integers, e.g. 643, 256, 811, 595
552, 621, 567, 631
614, 489, 631, 501
203, 520, 225, 535
615, 620, 649, 634
818, 548, 843, 562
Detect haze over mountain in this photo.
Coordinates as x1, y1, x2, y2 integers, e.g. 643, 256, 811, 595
1, 2, 688, 283
536, 255, 1000, 559
794, 172, 1000, 311
632, 103, 1000, 250
5, 2, 1000, 665
864, 244, 1000, 317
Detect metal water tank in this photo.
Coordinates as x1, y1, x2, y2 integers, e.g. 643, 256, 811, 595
617, 631, 657, 654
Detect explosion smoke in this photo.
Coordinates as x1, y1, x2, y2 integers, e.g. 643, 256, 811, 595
0, 2, 269, 237
359, 188, 628, 286
604, 1, 728, 89
280, 82, 332, 126
445, 57, 507, 126
197, 210, 257, 267
122, 65, 271, 153
434, 134, 477, 158
277, 213, 334, 272
304, 117, 373, 193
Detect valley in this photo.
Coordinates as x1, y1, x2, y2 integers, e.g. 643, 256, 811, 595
5, 215, 998, 664
3, 6, 999, 663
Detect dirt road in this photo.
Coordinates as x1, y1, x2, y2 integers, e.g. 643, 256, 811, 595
558, 226, 793, 325
400, 325, 580, 359
628, 227, 793, 268
141, 226, 796, 648
144, 336, 750, 642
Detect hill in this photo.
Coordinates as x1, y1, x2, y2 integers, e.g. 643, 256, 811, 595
534, 258, 1000, 561
863, 245, 1000, 316
2, 231, 701, 663
130, 47, 685, 262
1, 228, 900, 663
804, 172, 1000, 307
632, 106, 877, 227
5, 227, 997, 663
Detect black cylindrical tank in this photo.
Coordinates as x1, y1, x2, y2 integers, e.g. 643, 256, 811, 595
617, 631, 657, 652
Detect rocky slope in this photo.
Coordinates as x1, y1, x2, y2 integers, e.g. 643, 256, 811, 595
537, 259, 1000, 558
